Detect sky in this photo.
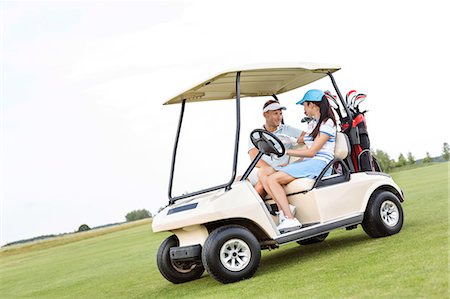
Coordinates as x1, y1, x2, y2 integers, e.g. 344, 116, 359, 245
1, 0, 449, 246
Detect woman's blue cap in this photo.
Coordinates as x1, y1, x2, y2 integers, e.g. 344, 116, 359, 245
296, 89, 324, 105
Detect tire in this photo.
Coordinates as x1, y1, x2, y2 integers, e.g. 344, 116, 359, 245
362, 191, 404, 238
297, 233, 329, 245
201, 225, 261, 284
157, 235, 204, 284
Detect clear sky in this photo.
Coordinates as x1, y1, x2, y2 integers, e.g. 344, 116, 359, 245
1, 0, 449, 246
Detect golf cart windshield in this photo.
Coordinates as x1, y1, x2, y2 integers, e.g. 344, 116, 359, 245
165, 63, 347, 204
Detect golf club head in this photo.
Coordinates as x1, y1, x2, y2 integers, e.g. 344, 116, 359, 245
355, 94, 367, 108
350, 93, 358, 108
346, 90, 357, 107
324, 91, 342, 117
324, 91, 339, 108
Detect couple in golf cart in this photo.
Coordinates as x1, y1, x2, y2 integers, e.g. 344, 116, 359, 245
155, 65, 404, 285
249, 89, 336, 233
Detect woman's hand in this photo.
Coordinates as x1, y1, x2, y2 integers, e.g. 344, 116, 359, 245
297, 131, 306, 144
288, 133, 330, 158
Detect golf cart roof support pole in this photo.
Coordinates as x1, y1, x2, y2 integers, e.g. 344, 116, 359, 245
327, 72, 353, 122
241, 151, 264, 181
226, 71, 241, 191
168, 99, 186, 202
327, 72, 357, 173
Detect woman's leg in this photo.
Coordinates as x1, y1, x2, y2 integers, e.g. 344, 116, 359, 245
266, 171, 296, 218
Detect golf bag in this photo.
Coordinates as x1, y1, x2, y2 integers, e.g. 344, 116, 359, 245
326, 90, 381, 173
341, 113, 380, 172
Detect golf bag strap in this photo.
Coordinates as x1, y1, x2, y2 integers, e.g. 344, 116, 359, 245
346, 156, 355, 173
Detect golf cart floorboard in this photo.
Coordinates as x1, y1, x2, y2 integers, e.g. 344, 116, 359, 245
275, 214, 364, 245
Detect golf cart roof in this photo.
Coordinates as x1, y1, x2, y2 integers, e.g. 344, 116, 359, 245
164, 62, 340, 105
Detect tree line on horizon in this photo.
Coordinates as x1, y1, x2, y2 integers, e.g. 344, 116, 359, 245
373, 142, 449, 173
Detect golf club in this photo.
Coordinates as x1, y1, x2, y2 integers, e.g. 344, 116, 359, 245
354, 94, 367, 111
324, 90, 343, 119
346, 90, 357, 108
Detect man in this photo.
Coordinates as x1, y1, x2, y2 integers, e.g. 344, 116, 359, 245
247, 99, 303, 197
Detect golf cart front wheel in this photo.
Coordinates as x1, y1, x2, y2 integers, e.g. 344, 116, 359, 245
157, 235, 204, 284
362, 191, 404, 238
201, 225, 261, 284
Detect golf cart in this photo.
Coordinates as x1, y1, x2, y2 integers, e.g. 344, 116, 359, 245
152, 63, 404, 284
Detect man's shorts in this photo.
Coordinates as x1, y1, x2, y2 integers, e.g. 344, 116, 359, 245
247, 168, 259, 185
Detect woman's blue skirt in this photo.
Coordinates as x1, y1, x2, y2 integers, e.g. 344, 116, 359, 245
275, 159, 329, 179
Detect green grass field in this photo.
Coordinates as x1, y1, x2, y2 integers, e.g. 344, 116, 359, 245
1, 163, 448, 298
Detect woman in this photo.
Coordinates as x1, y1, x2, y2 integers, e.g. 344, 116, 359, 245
258, 89, 337, 232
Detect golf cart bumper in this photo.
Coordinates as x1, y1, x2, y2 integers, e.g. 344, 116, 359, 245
170, 244, 202, 262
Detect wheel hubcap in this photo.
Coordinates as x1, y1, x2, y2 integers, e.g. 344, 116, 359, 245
220, 238, 251, 272
380, 200, 399, 227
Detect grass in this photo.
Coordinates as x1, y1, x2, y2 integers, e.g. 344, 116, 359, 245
0, 219, 151, 257
388, 161, 442, 173
0, 163, 448, 298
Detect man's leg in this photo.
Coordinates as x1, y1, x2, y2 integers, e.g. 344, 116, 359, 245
254, 181, 266, 198
244, 168, 268, 198
257, 166, 276, 199
266, 171, 296, 218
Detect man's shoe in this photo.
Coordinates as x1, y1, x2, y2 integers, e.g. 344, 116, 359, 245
277, 217, 302, 233
289, 204, 296, 216
278, 205, 297, 223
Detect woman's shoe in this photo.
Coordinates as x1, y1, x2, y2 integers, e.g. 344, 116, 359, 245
277, 217, 302, 233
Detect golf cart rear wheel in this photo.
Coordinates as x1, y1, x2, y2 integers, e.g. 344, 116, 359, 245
157, 235, 204, 284
201, 225, 261, 284
362, 191, 404, 238
297, 233, 329, 245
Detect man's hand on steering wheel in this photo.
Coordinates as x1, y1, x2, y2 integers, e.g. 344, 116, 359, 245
250, 129, 285, 157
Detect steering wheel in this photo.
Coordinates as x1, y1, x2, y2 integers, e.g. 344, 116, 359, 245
250, 129, 285, 157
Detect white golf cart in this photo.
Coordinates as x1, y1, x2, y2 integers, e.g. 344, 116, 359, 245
153, 63, 404, 284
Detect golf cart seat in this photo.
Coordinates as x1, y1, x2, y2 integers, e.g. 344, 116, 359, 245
265, 132, 350, 198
